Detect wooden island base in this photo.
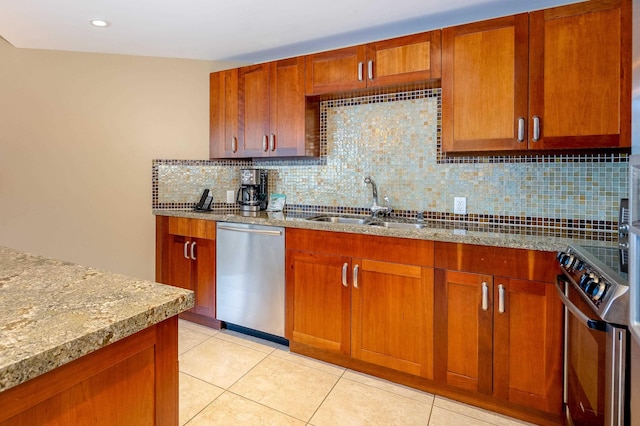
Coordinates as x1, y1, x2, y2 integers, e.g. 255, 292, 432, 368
0, 317, 179, 426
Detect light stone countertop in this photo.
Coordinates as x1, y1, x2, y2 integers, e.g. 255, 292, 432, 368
154, 209, 615, 252
0, 246, 194, 393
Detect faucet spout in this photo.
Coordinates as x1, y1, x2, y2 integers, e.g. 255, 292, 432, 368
364, 176, 379, 206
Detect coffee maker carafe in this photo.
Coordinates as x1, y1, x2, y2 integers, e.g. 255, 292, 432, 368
236, 169, 268, 212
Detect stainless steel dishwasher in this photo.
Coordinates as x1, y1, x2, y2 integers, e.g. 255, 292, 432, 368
216, 222, 285, 338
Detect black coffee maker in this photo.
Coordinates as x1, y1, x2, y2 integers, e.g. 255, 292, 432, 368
236, 169, 268, 212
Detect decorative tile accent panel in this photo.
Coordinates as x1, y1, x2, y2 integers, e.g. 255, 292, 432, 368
153, 89, 628, 241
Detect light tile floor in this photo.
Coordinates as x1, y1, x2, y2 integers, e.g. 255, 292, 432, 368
178, 320, 535, 426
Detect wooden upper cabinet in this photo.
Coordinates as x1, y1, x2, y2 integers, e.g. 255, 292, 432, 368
305, 31, 441, 95
442, 15, 529, 152
210, 58, 308, 159
442, 0, 630, 153
210, 69, 239, 158
269, 57, 308, 156
239, 63, 271, 157
528, 0, 631, 150
305, 45, 367, 94
366, 31, 441, 88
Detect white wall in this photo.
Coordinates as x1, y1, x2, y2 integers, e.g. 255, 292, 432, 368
0, 38, 242, 280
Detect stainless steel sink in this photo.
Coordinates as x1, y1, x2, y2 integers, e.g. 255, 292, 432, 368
306, 215, 372, 225
368, 221, 426, 229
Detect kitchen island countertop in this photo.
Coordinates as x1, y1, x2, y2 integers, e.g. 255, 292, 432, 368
153, 208, 615, 253
0, 246, 194, 393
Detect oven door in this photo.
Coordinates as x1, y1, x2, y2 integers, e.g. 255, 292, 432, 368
555, 276, 627, 426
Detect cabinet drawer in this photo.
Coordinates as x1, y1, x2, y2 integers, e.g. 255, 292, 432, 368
167, 217, 216, 240
434, 242, 559, 283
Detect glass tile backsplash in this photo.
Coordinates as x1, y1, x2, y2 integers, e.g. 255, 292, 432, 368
154, 88, 627, 239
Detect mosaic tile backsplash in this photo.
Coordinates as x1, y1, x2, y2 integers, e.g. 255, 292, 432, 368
154, 88, 628, 240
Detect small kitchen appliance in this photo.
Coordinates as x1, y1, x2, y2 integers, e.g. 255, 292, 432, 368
236, 169, 268, 212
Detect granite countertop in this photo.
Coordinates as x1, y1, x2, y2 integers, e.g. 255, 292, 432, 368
153, 208, 614, 252
0, 246, 194, 393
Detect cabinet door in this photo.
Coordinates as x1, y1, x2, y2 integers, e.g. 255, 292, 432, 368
366, 31, 441, 87
164, 235, 193, 292
285, 250, 351, 354
528, 0, 630, 150
442, 14, 529, 152
351, 259, 434, 379
434, 270, 493, 394
209, 69, 239, 158
269, 57, 307, 156
192, 238, 216, 318
305, 45, 367, 95
239, 63, 271, 157
493, 278, 563, 414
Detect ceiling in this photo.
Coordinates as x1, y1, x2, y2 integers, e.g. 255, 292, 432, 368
0, 0, 583, 63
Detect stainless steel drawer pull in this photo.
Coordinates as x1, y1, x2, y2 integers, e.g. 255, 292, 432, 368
353, 264, 359, 288
342, 263, 348, 287
183, 242, 189, 259
217, 225, 282, 236
190, 242, 196, 260
358, 62, 364, 82
498, 284, 505, 313
517, 117, 525, 142
269, 134, 275, 151
368, 60, 373, 80
231, 137, 237, 153
482, 282, 488, 311
532, 116, 540, 142
262, 135, 268, 152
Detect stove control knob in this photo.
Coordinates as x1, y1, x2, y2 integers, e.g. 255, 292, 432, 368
591, 282, 607, 300
579, 273, 592, 288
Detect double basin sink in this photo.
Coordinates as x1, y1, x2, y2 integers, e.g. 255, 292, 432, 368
306, 214, 426, 230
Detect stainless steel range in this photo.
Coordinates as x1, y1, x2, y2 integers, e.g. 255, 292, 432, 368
556, 244, 629, 426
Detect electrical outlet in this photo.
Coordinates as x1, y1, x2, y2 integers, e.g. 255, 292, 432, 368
226, 190, 235, 203
454, 197, 466, 215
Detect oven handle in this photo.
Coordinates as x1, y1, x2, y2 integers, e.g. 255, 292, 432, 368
555, 277, 607, 332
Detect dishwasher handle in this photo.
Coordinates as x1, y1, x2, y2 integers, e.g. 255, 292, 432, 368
217, 225, 283, 237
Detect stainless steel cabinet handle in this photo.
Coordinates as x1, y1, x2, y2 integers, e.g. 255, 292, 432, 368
262, 135, 268, 152
358, 62, 364, 82
532, 116, 540, 142
353, 264, 359, 288
183, 242, 189, 259
517, 117, 525, 142
498, 284, 505, 313
367, 60, 373, 80
342, 263, 348, 287
269, 134, 275, 151
481, 282, 488, 311
190, 242, 196, 260
231, 137, 237, 153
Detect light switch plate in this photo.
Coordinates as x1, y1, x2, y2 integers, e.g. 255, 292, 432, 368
226, 190, 235, 203
454, 197, 466, 214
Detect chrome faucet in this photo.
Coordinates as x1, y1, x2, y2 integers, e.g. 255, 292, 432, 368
364, 176, 391, 217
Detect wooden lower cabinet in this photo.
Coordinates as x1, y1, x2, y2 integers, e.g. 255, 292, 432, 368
352, 258, 434, 378
286, 232, 564, 425
434, 242, 564, 420
0, 317, 179, 425
156, 216, 218, 328
285, 229, 434, 378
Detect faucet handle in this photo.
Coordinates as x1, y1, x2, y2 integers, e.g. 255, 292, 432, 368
383, 195, 392, 215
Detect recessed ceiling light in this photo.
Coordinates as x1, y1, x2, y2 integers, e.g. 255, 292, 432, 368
90, 19, 110, 28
